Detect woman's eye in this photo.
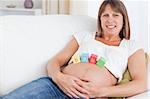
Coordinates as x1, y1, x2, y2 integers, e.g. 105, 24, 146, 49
103, 14, 109, 17
113, 14, 119, 17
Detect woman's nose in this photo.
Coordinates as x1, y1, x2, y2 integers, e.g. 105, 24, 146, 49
107, 16, 114, 23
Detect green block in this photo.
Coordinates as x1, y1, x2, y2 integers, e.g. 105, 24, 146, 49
96, 57, 106, 68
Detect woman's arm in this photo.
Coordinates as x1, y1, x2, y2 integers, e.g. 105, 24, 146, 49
99, 49, 147, 97
47, 37, 90, 98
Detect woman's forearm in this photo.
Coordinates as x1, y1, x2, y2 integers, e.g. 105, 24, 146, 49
101, 80, 147, 97
47, 58, 62, 79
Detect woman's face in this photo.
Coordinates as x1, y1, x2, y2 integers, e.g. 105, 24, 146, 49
100, 4, 123, 37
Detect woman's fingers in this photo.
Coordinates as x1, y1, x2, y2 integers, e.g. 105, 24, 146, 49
74, 81, 89, 94
71, 87, 89, 99
60, 84, 77, 98
66, 79, 89, 98
62, 89, 73, 98
68, 89, 80, 98
55, 74, 90, 98
76, 80, 93, 92
66, 93, 72, 98
57, 82, 74, 98
57, 77, 83, 98
75, 79, 87, 88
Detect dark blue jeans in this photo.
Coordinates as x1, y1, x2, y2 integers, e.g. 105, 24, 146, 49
1, 77, 93, 99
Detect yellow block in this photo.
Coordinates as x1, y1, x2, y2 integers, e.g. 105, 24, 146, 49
72, 54, 80, 63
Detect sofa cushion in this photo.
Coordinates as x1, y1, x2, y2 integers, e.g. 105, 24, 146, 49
0, 15, 96, 95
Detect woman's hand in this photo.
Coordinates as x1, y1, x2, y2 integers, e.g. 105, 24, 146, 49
52, 72, 90, 98
76, 80, 103, 98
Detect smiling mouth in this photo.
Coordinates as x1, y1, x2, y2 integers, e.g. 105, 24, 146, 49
106, 25, 116, 29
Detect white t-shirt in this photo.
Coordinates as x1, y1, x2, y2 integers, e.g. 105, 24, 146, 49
72, 31, 142, 82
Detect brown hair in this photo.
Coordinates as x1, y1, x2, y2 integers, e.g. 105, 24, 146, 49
97, 0, 130, 40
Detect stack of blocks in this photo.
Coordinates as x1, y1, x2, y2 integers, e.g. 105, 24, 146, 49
71, 53, 106, 68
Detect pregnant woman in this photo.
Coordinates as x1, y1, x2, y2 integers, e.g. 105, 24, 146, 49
2, 0, 147, 99
47, 0, 147, 98
46, 0, 147, 98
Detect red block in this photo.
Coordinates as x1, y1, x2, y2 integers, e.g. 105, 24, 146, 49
89, 54, 97, 64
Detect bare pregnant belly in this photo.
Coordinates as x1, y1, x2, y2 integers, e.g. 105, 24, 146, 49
62, 63, 117, 86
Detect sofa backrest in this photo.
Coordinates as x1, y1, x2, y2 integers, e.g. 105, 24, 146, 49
0, 15, 96, 95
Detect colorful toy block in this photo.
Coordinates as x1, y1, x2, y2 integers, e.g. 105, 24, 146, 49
81, 53, 89, 63
89, 54, 97, 64
96, 57, 106, 68
72, 54, 81, 63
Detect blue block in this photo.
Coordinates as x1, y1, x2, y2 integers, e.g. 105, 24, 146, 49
81, 53, 89, 63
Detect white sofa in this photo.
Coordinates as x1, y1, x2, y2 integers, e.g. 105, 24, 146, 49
0, 15, 96, 95
0, 15, 149, 98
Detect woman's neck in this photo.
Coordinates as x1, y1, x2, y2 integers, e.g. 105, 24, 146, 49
95, 33, 122, 46
96, 37, 122, 46
102, 34, 121, 42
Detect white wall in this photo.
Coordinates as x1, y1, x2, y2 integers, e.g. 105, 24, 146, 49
70, 0, 88, 15
124, 1, 148, 52
87, 0, 101, 18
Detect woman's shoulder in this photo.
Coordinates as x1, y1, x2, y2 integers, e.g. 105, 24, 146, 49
123, 39, 143, 57
123, 39, 136, 43
122, 39, 139, 47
